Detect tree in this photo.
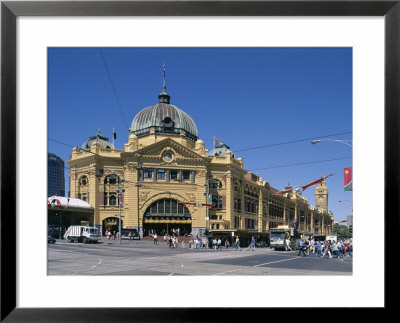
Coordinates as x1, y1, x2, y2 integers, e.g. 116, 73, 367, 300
332, 223, 351, 239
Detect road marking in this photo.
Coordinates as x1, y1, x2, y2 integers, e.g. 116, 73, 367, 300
254, 257, 299, 267
90, 258, 102, 269
213, 268, 242, 276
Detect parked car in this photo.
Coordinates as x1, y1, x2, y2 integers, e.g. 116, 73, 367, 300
121, 229, 140, 240
48, 236, 56, 244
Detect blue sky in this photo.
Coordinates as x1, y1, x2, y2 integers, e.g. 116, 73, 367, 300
48, 47, 353, 222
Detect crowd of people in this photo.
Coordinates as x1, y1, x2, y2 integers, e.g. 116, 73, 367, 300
159, 234, 210, 249
296, 237, 353, 259
149, 234, 258, 252
104, 229, 118, 240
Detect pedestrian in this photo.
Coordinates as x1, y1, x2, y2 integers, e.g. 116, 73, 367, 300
285, 238, 292, 251
315, 240, 322, 258
128, 232, 133, 242
153, 233, 158, 245
297, 240, 307, 256
310, 238, 315, 253
337, 240, 344, 258
321, 240, 332, 259
225, 239, 230, 249
203, 238, 208, 249
235, 236, 241, 251
181, 238, 185, 249
305, 238, 310, 255
348, 239, 353, 257
217, 238, 222, 250
251, 236, 256, 251
331, 241, 339, 258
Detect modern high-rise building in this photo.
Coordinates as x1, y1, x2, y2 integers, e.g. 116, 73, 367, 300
48, 153, 65, 197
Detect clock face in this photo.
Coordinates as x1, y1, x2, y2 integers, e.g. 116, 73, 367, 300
163, 152, 173, 162
318, 196, 324, 201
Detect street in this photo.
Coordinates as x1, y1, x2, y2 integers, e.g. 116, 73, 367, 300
48, 238, 352, 276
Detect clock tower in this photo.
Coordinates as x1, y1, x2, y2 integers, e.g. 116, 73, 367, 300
315, 180, 328, 212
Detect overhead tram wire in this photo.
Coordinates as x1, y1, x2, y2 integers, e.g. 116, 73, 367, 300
49, 136, 352, 180
98, 48, 130, 131
249, 156, 352, 171
233, 131, 352, 153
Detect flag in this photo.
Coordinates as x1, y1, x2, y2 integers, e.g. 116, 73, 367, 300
273, 188, 293, 196
50, 198, 63, 209
113, 128, 116, 140
344, 167, 352, 191
301, 174, 334, 191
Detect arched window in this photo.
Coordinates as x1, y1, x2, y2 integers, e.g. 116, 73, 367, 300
79, 175, 88, 186
78, 175, 88, 201
145, 199, 190, 216
104, 174, 119, 185
109, 194, 117, 206
210, 178, 222, 189
103, 174, 120, 206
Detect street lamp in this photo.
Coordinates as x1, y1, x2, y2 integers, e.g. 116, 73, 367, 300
136, 182, 142, 238
136, 164, 143, 239
204, 182, 210, 238
311, 139, 352, 148
116, 178, 125, 245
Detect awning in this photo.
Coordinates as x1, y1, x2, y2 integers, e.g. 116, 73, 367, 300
144, 219, 191, 224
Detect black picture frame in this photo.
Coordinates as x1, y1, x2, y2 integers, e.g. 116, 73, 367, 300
1, 0, 397, 321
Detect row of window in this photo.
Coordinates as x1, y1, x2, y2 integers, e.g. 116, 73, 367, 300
79, 174, 121, 186
245, 218, 257, 230
141, 168, 193, 183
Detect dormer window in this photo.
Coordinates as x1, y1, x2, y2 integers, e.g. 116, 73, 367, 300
163, 116, 174, 129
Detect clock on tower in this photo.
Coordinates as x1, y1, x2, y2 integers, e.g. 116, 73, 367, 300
315, 181, 328, 211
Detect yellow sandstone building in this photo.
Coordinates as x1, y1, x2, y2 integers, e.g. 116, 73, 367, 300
67, 82, 333, 244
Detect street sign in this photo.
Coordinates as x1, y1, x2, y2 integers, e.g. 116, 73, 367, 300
205, 217, 209, 221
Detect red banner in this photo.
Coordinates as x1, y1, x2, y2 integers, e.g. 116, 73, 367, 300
344, 167, 352, 191
301, 174, 334, 191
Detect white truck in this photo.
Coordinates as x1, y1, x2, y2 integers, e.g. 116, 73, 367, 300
64, 225, 100, 243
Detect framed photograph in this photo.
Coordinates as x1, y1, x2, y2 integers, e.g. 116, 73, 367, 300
1, 0, 397, 320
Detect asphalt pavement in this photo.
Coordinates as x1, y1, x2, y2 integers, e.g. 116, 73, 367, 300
48, 238, 352, 276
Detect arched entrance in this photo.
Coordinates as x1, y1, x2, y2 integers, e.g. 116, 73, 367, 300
102, 217, 122, 235
143, 198, 191, 236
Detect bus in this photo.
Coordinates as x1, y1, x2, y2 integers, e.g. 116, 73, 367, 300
313, 234, 337, 243
269, 225, 291, 250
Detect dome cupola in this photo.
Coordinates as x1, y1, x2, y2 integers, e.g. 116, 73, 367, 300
130, 64, 198, 141
82, 128, 115, 149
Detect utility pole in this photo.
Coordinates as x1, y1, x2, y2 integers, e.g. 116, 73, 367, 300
117, 178, 125, 244
205, 182, 209, 238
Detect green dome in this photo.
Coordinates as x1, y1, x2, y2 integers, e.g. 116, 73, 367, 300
82, 129, 115, 149
130, 93, 198, 141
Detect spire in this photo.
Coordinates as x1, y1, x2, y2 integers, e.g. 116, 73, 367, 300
162, 61, 166, 92
158, 62, 170, 104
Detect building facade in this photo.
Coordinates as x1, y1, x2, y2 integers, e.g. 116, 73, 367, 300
48, 153, 65, 197
67, 85, 333, 242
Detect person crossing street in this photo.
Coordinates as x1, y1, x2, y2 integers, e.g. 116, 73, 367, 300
297, 239, 307, 256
